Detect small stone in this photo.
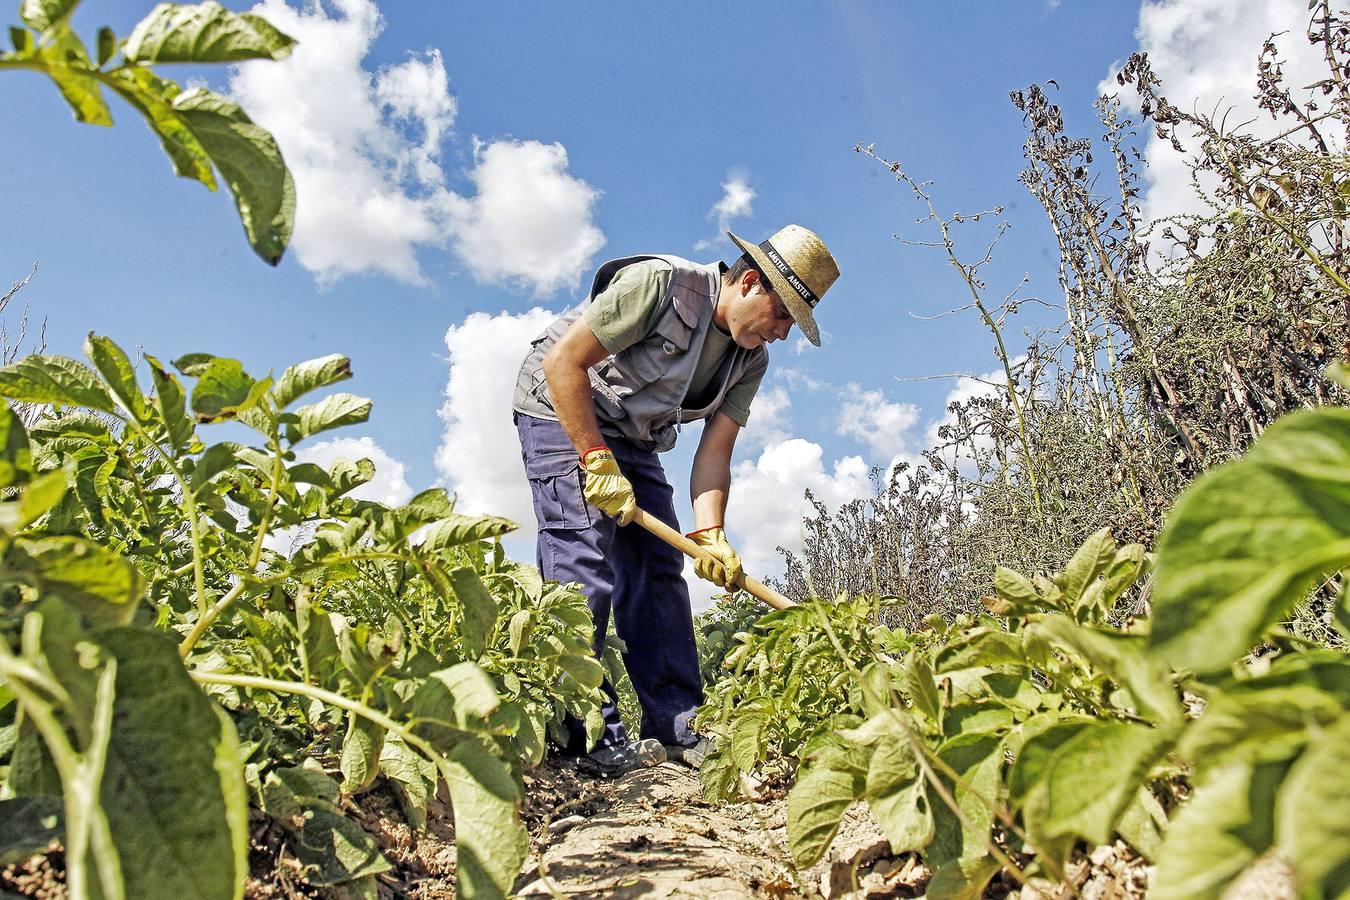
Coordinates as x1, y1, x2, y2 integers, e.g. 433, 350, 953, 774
838, 836, 890, 868
515, 878, 551, 896
870, 857, 899, 877
860, 871, 888, 896
1089, 843, 1116, 867
549, 814, 586, 836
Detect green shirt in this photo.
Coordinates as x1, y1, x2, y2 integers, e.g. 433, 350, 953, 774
583, 259, 763, 427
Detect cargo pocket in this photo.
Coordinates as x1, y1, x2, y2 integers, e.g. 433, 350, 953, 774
525, 450, 592, 530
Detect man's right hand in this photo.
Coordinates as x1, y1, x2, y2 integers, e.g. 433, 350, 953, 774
581, 447, 637, 525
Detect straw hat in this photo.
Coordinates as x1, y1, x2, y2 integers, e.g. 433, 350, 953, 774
727, 224, 839, 346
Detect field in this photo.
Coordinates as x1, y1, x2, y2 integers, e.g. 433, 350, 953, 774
2, 1, 1350, 899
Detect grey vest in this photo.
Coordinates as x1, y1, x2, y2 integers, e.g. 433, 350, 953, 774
512, 254, 768, 453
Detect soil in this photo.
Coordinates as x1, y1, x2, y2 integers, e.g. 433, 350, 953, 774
1, 759, 1298, 899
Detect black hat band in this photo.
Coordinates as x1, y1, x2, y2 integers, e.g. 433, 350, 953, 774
758, 240, 820, 309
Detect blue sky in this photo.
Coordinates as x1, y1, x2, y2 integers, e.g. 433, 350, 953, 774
1, 0, 1315, 600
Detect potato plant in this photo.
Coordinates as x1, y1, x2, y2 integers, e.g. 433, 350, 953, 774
0, 0, 297, 263
701, 390, 1350, 898
0, 336, 607, 899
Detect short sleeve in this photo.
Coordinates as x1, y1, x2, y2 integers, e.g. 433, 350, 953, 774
715, 350, 769, 427
582, 259, 673, 354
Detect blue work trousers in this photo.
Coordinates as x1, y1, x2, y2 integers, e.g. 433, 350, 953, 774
514, 412, 703, 751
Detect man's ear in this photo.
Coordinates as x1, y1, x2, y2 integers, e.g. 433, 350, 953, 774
741, 267, 762, 296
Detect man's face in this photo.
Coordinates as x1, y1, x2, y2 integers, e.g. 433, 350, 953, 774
725, 272, 795, 349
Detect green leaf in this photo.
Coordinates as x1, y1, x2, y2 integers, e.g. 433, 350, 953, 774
0, 403, 32, 489
903, 651, 942, 731
288, 392, 371, 443
1098, 543, 1148, 613
173, 88, 295, 264
729, 702, 769, 771
449, 567, 498, 658
1053, 527, 1116, 614
261, 762, 339, 820
188, 357, 257, 422
1152, 759, 1285, 900
420, 514, 518, 552
397, 487, 455, 527
787, 740, 869, 867
271, 354, 352, 409
865, 730, 933, 854
1150, 409, 1350, 674
95, 25, 114, 66
1007, 718, 1095, 808
144, 354, 195, 453
11, 535, 143, 623
434, 661, 501, 724
10, 25, 34, 53
84, 333, 149, 421
124, 2, 295, 63
290, 808, 390, 886
1327, 360, 1350, 390
935, 628, 1026, 672
19, 0, 79, 32
6, 719, 62, 797
379, 737, 436, 830
40, 54, 112, 126
925, 856, 1001, 900
1026, 615, 1179, 723
0, 796, 62, 865
993, 565, 1041, 613
330, 457, 376, 497
105, 66, 216, 187
189, 443, 240, 494
1116, 785, 1167, 862
556, 653, 604, 690
927, 732, 1003, 870
1276, 713, 1350, 896
339, 714, 385, 794
95, 627, 250, 900
1036, 720, 1172, 845
438, 739, 528, 900
1179, 675, 1346, 771
15, 469, 70, 531
0, 355, 116, 413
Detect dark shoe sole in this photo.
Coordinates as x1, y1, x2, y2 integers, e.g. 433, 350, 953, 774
576, 740, 667, 777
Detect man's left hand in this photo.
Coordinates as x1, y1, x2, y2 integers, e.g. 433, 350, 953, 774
687, 526, 743, 589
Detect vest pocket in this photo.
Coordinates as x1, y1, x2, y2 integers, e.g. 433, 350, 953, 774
525, 450, 592, 530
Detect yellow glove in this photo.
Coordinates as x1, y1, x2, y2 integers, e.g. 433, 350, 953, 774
687, 526, 743, 589
580, 447, 637, 525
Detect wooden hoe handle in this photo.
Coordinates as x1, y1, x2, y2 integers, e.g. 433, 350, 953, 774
631, 508, 795, 611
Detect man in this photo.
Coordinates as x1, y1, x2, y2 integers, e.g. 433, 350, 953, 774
512, 224, 840, 776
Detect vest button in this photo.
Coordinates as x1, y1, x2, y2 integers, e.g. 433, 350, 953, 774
662, 341, 676, 354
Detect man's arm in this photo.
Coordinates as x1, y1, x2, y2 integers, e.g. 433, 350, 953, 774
690, 411, 742, 530
541, 318, 612, 455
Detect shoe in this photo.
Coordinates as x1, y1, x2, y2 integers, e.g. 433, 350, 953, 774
576, 738, 667, 777
664, 735, 715, 770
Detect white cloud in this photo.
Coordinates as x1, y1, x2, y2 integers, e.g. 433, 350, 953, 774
442, 141, 606, 296
296, 435, 414, 506
1103, 0, 1329, 223
739, 382, 792, 453
229, 0, 603, 291
726, 438, 872, 584
263, 434, 414, 555
837, 382, 920, 460
436, 307, 559, 549
694, 172, 756, 251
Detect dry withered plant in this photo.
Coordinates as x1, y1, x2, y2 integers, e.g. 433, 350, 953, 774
774, 1, 1350, 637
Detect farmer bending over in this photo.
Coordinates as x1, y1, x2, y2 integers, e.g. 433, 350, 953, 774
512, 225, 840, 776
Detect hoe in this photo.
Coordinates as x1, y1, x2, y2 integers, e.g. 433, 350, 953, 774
631, 507, 795, 610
